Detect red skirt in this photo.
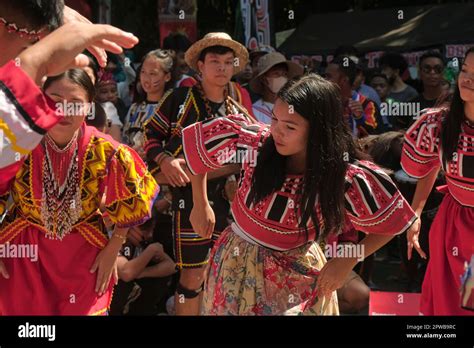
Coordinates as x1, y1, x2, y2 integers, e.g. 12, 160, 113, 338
421, 189, 474, 315
0, 225, 113, 315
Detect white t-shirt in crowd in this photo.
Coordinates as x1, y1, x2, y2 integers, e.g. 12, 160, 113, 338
252, 99, 274, 124
101, 101, 123, 127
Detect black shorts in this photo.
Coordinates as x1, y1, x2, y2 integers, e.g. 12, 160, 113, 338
171, 179, 230, 269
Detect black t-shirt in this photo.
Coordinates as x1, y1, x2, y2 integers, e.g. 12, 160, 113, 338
411, 94, 438, 112
391, 94, 439, 130
208, 100, 224, 116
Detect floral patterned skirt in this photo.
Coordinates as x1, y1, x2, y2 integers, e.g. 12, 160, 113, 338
201, 227, 339, 315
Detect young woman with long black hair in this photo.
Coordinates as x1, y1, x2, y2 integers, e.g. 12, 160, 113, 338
181, 74, 417, 315
404, 48, 474, 315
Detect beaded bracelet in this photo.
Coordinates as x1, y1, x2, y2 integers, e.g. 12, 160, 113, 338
155, 152, 170, 167
157, 153, 168, 166
111, 233, 127, 244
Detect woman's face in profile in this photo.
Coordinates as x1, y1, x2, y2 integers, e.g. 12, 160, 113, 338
270, 98, 309, 157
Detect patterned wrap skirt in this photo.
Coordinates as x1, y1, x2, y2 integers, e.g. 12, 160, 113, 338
201, 226, 339, 315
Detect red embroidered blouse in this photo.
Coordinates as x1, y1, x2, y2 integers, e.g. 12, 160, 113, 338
183, 114, 417, 250
401, 108, 474, 207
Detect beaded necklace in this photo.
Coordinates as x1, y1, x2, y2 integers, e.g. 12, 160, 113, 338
195, 81, 233, 118
41, 130, 83, 240
0, 16, 45, 42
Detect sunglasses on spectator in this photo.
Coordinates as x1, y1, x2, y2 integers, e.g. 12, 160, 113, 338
421, 64, 444, 74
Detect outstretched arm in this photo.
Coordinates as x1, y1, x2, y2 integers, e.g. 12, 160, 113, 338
117, 244, 157, 282
137, 247, 176, 279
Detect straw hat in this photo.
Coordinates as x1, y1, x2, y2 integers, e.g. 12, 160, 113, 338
250, 52, 304, 94
185, 32, 249, 74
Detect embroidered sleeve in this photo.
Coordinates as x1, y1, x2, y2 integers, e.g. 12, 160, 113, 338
105, 145, 159, 228
401, 109, 442, 178
181, 114, 267, 175
344, 161, 417, 235
0, 61, 62, 194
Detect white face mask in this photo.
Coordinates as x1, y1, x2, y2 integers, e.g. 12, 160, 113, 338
266, 76, 288, 94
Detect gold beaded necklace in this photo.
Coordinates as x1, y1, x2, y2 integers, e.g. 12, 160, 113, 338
41, 130, 83, 240
195, 81, 233, 119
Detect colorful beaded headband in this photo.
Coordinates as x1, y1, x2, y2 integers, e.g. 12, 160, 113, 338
0, 16, 46, 41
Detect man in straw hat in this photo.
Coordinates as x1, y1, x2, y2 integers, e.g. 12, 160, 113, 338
250, 52, 304, 124
177, 34, 254, 114
144, 32, 255, 315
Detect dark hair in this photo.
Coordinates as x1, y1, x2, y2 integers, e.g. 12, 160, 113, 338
105, 53, 128, 83
86, 55, 99, 83
330, 56, 358, 85
250, 74, 366, 241
379, 52, 408, 76
132, 63, 145, 103
369, 72, 389, 84
365, 131, 404, 172
419, 50, 445, 67
198, 45, 234, 63
85, 102, 107, 130
141, 49, 178, 91
137, 214, 157, 232
441, 47, 474, 162
162, 32, 192, 53
43, 68, 95, 102
334, 45, 359, 59
2, 0, 64, 31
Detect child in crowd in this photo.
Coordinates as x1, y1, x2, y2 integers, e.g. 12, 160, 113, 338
96, 70, 126, 141
123, 49, 177, 157
108, 211, 176, 315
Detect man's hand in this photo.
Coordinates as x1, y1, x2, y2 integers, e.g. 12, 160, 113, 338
147, 243, 165, 260
160, 157, 190, 187
348, 99, 363, 119
18, 22, 138, 84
